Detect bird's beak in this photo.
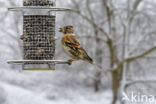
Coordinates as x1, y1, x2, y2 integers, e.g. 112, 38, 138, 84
59, 28, 63, 32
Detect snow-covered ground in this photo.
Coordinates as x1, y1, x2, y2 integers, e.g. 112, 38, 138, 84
1, 82, 53, 104
0, 69, 112, 104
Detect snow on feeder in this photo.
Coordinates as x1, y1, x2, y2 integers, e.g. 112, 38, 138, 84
7, 0, 71, 70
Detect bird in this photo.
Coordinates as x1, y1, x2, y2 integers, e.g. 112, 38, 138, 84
59, 25, 100, 68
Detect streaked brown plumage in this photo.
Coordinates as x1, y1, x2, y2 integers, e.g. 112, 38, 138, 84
59, 25, 99, 68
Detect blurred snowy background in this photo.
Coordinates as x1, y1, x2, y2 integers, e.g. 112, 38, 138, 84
0, 0, 156, 104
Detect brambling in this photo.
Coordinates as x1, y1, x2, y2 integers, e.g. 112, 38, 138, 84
59, 25, 99, 68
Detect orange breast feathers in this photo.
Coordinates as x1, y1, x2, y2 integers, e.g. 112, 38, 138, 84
61, 34, 81, 49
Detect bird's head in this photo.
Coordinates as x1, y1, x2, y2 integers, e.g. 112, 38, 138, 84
59, 25, 74, 34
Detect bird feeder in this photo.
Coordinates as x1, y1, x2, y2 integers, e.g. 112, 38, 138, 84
7, 0, 71, 70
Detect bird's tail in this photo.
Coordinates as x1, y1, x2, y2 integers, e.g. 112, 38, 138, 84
83, 53, 101, 69
86, 60, 101, 69
91, 62, 101, 69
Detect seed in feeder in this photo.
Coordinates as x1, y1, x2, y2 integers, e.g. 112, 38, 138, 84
45, 34, 55, 46
20, 32, 28, 40
25, 52, 31, 58
35, 48, 44, 55
25, 43, 30, 47
43, 0, 48, 5
24, 0, 30, 4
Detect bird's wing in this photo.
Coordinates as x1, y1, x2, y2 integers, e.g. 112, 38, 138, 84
63, 35, 93, 62
64, 35, 81, 49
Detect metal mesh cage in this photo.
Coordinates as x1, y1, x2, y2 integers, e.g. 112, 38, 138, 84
23, 0, 55, 6
22, 0, 56, 70
23, 15, 55, 61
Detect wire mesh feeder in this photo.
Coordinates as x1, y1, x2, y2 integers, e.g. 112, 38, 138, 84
7, 0, 71, 71
23, 0, 55, 6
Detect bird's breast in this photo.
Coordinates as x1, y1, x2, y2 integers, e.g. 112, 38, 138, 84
62, 44, 74, 58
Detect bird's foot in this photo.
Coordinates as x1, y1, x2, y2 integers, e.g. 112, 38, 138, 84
67, 59, 75, 65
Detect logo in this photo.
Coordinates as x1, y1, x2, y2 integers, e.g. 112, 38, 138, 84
122, 92, 155, 103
